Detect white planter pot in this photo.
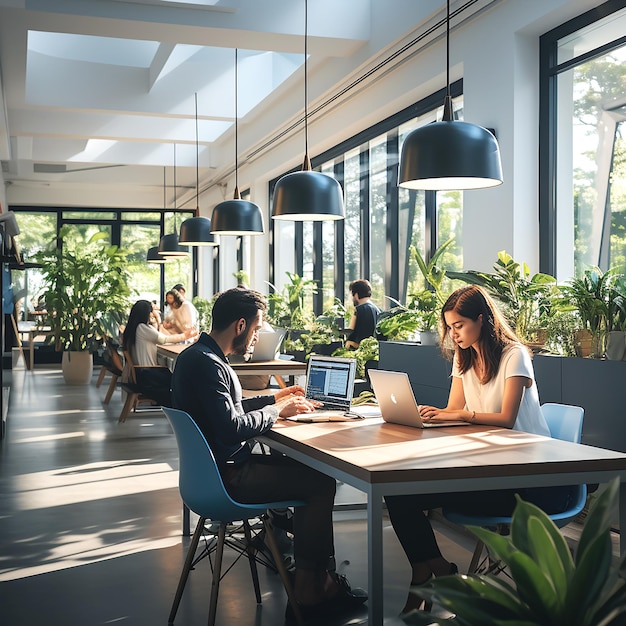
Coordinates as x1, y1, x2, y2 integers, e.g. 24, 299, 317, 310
606, 331, 626, 361
62, 351, 93, 385
418, 330, 439, 346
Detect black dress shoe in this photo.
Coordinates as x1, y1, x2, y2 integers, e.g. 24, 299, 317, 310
284, 574, 368, 623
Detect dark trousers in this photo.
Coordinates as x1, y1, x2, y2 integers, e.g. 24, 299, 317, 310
385, 485, 576, 564
222, 455, 336, 572
135, 367, 172, 407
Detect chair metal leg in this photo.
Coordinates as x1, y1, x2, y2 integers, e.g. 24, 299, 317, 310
468, 539, 484, 574
208, 523, 227, 626
262, 516, 304, 626
103, 374, 118, 405
169, 516, 207, 624
242, 520, 262, 604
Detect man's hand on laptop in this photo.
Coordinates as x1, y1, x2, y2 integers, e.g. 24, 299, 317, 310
275, 394, 322, 417
274, 385, 305, 400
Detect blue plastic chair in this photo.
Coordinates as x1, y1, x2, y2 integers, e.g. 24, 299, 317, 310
163, 407, 305, 626
443, 403, 587, 574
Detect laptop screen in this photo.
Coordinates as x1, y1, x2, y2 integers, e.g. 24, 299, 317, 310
305, 356, 357, 410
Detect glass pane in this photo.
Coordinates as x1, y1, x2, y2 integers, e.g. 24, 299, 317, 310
122, 211, 161, 222
62, 210, 116, 220
437, 190, 464, 290
369, 134, 387, 306
11, 212, 58, 322
120, 223, 162, 304
557, 7, 626, 64
302, 222, 314, 316
320, 162, 336, 311
62, 224, 112, 249
343, 147, 361, 297
13, 212, 57, 258
557, 44, 626, 274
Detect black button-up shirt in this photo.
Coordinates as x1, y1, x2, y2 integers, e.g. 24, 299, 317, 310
171, 333, 278, 467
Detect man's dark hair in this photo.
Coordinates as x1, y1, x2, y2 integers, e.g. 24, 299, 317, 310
349, 279, 372, 299
172, 283, 185, 292
211, 288, 267, 332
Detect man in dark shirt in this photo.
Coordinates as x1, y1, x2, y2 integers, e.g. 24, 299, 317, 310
171, 288, 366, 620
346, 279, 381, 349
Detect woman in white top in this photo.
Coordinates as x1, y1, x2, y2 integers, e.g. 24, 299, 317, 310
385, 285, 573, 616
122, 300, 196, 405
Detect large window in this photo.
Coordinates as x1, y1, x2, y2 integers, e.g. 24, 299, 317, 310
11, 207, 196, 320
270, 81, 465, 316
540, 0, 626, 279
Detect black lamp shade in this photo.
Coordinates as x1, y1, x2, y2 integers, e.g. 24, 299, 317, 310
271, 170, 344, 221
211, 199, 264, 235
146, 246, 168, 263
158, 233, 189, 257
179, 216, 219, 246
398, 120, 503, 190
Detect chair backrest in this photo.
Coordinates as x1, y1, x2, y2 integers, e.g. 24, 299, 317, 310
541, 403, 584, 443
163, 407, 266, 522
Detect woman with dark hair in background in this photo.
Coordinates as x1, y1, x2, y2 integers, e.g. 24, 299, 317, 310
122, 300, 197, 406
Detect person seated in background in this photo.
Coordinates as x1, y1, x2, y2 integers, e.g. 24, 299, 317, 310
172, 283, 199, 328
162, 288, 198, 334
345, 279, 380, 349
150, 300, 162, 328
122, 300, 197, 406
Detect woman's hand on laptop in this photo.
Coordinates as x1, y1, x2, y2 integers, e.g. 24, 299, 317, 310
419, 405, 464, 422
276, 394, 322, 418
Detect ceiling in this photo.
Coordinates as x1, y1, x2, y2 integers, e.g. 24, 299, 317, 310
0, 0, 444, 209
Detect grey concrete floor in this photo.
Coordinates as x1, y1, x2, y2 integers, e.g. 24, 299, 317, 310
0, 362, 479, 625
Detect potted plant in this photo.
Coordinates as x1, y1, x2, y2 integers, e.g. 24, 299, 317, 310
447, 250, 559, 347
35, 228, 132, 384
561, 267, 621, 358
404, 477, 626, 625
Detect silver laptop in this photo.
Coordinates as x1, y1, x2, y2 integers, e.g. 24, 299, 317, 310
287, 355, 360, 422
250, 329, 286, 362
369, 369, 467, 428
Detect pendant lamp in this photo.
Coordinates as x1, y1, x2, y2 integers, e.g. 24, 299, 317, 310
179, 93, 219, 246
148, 168, 171, 263
159, 147, 190, 257
398, 0, 503, 191
146, 246, 168, 264
211, 50, 264, 235
271, 0, 344, 221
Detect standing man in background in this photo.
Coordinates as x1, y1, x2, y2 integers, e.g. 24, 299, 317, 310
345, 279, 380, 349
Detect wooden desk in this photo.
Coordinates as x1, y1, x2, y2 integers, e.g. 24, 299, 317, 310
156, 343, 307, 385
16, 323, 53, 370
259, 418, 626, 625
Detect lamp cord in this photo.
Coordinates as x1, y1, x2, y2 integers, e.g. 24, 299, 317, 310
442, 0, 454, 121
303, 0, 310, 168
195, 92, 200, 215
235, 48, 239, 195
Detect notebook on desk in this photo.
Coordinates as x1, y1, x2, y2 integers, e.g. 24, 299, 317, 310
369, 369, 467, 428
287, 355, 360, 422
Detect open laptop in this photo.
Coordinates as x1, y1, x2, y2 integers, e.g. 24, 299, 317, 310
287, 355, 361, 422
250, 329, 287, 362
230, 329, 287, 364
369, 369, 467, 428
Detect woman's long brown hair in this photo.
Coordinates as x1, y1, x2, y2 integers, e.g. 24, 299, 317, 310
439, 285, 520, 383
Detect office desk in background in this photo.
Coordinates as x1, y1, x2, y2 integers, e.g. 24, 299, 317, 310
156, 343, 307, 388
260, 418, 626, 625
16, 322, 53, 370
